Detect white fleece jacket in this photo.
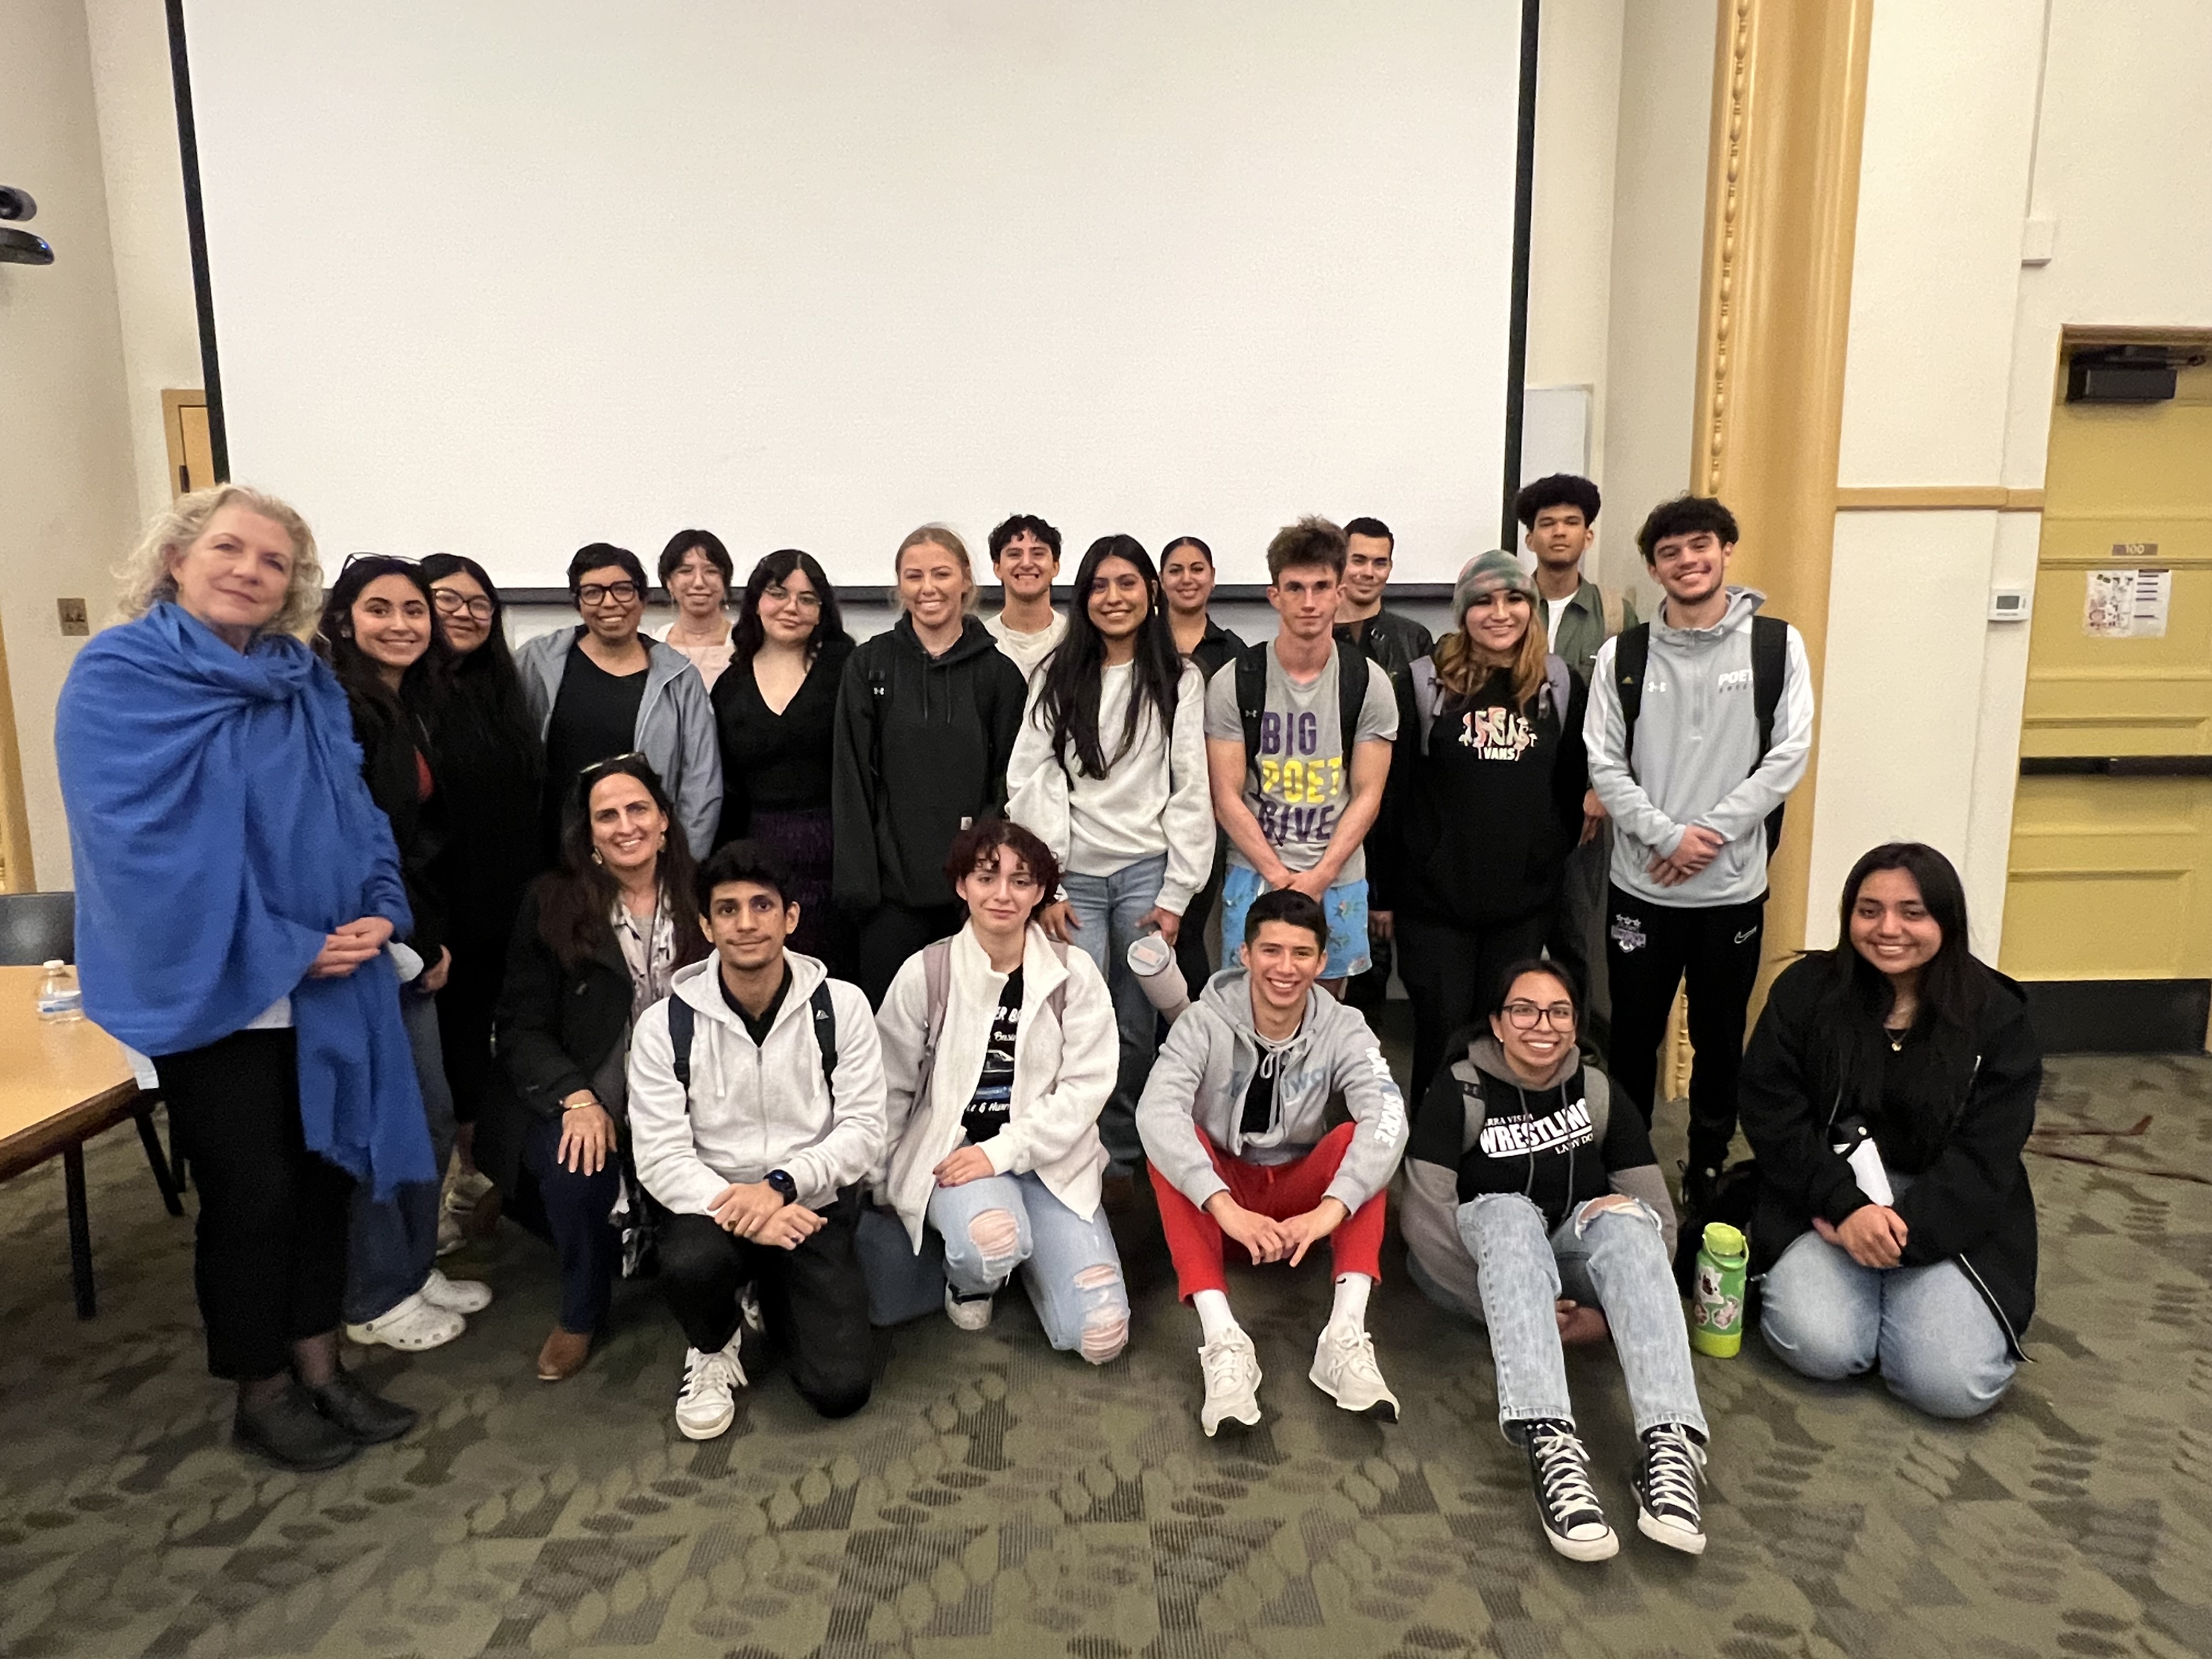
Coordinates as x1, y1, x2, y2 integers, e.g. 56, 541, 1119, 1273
627, 952, 887, 1214
1005, 660, 1211, 914
874, 923, 1116, 1249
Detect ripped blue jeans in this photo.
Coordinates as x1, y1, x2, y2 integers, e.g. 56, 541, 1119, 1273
1458, 1192, 1707, 1438
927, 1170, 1130, 1365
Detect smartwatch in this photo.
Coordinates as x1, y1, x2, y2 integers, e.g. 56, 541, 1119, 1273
764, 1169, 798, 1205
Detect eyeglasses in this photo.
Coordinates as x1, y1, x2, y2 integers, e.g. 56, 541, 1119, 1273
577, 582, 641, 606
763, 583, 822, 611
1503, 1000, 1577, 1030
431, 589, 495, 619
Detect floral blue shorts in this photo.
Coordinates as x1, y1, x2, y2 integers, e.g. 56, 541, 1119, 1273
1220, 865, 1372, 981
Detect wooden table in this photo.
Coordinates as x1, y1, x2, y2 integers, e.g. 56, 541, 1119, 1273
0, 964, 183, 1316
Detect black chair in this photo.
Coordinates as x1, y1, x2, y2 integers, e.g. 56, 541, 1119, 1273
0, 890, 74, 966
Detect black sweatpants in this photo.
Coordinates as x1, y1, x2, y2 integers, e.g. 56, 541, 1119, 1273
1395, 907, 1554, 1101
854, 902, 964, 1009
1604, 883, 1766, 1172
153, 1029, 354, 1381
658, 1190, 872, 1419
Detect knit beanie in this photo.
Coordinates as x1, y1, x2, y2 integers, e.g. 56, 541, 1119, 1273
1453, 549, 1535, 620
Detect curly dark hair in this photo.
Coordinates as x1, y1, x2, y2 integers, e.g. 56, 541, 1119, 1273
1514, 473, 1602, 529
1635, 495, 1739, 563
943, 819, 1062, 919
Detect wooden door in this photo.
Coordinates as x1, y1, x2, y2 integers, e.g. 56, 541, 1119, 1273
161, 390, 214, 496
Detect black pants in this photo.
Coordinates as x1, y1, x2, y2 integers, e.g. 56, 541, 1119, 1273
1395, 907, 1554, 1101
435, 929, 509, 1126
658, 1191, 872, 1418
1546, 825, 1613, 1064
1174, 833, 1231, 997
153, 1029, 354, 1381
521, 1111, 621, 1335
854, 902, 964, 1009
1604, 883, 1766, 1172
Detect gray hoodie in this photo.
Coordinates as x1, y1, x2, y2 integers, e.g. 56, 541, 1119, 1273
516, 626, 723, 857
1136, 967, 1407, 1216
1583, 586, 1814, 907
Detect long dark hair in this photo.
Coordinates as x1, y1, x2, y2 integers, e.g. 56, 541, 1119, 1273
1829, 842, 1984, 1031
1033, 535, 1183, 778
420, 552, 537, 747
315, 555, 455, 714
535, 755, 709, 970
730, 548, 850, 669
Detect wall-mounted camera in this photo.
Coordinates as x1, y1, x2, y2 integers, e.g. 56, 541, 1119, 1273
0, 185, 54, 266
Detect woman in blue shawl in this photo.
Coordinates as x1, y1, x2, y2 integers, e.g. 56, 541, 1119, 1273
55, 485, 436, 1473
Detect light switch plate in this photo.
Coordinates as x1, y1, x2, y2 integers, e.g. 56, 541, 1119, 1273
57, 596, 89, 636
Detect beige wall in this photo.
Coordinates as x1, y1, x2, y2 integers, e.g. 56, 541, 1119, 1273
0, 0, 142, 889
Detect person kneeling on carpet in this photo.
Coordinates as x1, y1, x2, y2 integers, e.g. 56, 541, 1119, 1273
1136, 888, 1407, 1436
1402, 960, 1708, 1562
627, 840, 887, 1435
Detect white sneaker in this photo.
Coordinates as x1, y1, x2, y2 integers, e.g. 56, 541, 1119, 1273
435, 1209, 467, 1257
1198, 1328, 1263, 1437
347, 1291, 465, 1352
739, 1283, 766, 1336
418, 1267, 493, 1315
674, 1335, 748, 1441
945, 1286, 995, 1331
1309, 1323, 1400, 1421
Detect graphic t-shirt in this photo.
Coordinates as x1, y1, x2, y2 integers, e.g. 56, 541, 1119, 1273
1204, 647, 1398, 882
961, 968, 1024, 1145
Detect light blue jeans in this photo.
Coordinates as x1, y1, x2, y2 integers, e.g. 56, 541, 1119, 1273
345, 985, 456, 1324
1458, 1192, 1707, 1438
1062, 850, 1168, 1172
928, 1169, 1129, 1364
1760, 1228, 2016, 1420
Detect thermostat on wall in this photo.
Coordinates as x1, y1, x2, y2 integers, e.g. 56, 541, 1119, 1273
1988, 586, 2030, 622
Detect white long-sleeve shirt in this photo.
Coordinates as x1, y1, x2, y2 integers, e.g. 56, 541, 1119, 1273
1005, 661, 1212, 915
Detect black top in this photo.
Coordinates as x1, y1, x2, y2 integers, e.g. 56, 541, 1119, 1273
427, 660, 544, 950
1738, 954, 2043, 1353
347, 691, 449, 962
711, 636, 855, 843
1433, 1057, 1654, 1231
962, 968, 1024, 1145
1184, 618, 1247, 685
1240, 1033, 1290, 1136
542, 642, 648, 853
720, 961, 792, 1048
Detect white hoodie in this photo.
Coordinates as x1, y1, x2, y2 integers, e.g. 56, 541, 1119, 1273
627, 952, 887, 1214
874, 923, 1116, 1249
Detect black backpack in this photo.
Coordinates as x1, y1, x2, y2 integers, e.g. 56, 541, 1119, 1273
1614, 614, 1789, 856
666, 980, 839, 1104
1233, 639, 1372, 789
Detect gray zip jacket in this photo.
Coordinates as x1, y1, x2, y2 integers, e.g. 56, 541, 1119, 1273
1583, 586, 1814, 907
516, 626, 723, 857
1136, 967, 1407, 1216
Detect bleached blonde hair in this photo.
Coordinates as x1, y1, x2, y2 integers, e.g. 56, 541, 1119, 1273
891, 523, 980, 617
115, 483, 323, 638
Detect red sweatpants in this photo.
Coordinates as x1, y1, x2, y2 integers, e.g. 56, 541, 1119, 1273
1148, 1121, 1388, 1300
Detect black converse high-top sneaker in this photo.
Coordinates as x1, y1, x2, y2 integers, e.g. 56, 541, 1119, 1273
1517, 1418, 1618, 1562
1633, 1422, 1708, 1554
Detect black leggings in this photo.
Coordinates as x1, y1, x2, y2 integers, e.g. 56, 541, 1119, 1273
154, 1029, 354, 1380
854, 902, 964, 1009
1394, 907, 1554, 1101
436, 930, 509, 1126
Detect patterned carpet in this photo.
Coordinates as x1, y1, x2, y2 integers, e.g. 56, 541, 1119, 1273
2, 1048, 2208, 1659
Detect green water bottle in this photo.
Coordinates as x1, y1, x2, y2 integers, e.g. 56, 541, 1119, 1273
1689, 1222, 1748, 1358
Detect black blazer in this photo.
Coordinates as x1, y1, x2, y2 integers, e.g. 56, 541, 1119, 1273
1738, 953, 2042, 1356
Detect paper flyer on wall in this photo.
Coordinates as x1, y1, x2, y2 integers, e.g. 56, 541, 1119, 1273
2083, 551, 2170, 639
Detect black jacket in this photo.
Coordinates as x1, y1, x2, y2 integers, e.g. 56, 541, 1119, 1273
1336, 607, 1434, 695
830, 615, 1026, 912
1738, 953, 2042, 1356
348, 691, 449, 963
712, 635, 854, 844
1372, 662, 1588, 927
426, 661, 544, 953
475, 880, 636, 1199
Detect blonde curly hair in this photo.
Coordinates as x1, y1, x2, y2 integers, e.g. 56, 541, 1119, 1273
115, 483, 323, 638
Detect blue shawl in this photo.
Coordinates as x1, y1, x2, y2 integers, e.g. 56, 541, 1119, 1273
55, 603, 436, 1198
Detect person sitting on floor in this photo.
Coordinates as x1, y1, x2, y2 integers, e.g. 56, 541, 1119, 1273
1135, 888, 1407, 1436
1401, 960, 1708, 1564
872, 819, 1129, 1362
627, 840, 888, 1435
1739, 841, 2041, 1419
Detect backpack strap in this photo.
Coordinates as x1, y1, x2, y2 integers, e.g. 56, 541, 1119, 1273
1045, 938, 1070, 1023
809, 980, 837, 1104
1408, 656, 1440, 758
1234, 643, 1267, 791
1541, 654, 1571, 727
1335, 640, 1368, 761
1599, 586, 1624, 639
667, 996, 695, 1104
1751, 613, 1789, 856
913, 937, 956, 1109
1614, 622, 1650, 779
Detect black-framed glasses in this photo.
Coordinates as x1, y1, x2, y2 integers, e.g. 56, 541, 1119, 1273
762, 582, 822, 611
1503, 999, 1577, 1030
577, 581, 641, 606
431, 588, 495, 619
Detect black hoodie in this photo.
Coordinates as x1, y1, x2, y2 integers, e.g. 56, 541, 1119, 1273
1737, 953, 2042, 1357
1372, 661, 1588, 927
831, 614, 1027, 912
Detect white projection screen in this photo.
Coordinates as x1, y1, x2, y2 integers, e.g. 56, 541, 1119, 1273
179, 2, 1528, 589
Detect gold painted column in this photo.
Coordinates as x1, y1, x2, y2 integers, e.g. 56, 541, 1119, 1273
1691, 0, 1872, 974
0, 606, 33, 891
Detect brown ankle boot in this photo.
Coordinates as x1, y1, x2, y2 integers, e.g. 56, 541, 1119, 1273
537, 1327, 592, 1382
